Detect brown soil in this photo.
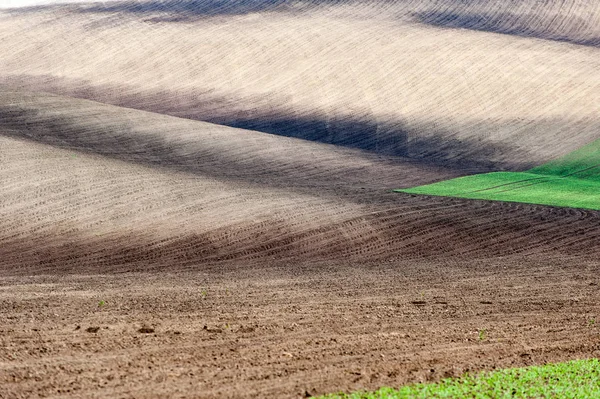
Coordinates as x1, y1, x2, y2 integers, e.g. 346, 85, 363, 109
2, 101, 599, 398
1, 1, 600, 398
1, 257, 600, 398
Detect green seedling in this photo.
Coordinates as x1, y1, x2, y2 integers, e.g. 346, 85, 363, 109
589, 318, 596, 327
478, 329, 487, 341
201, 289, 208, 299
317, 358, 600, 398
98, 300, 106, 308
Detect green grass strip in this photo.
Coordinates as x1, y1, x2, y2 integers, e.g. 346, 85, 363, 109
318, 358, 600, 399
395, 138, 600, 210
398, 171, 600, 210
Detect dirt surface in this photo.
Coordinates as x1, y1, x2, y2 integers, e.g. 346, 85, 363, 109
1, 93, 599, 275
1, 256, 600, 398
1, 1, 600, 398
2, 1, 600, 169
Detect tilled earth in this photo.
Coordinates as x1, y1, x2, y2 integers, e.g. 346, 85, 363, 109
2, 2, 600, 398
2, 256, 599, 398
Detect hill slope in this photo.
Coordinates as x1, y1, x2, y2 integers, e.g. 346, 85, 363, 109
0, 0, 598, 272
1, 3, 600, 398
1, 0, 599, 170
1, 91, 600, 274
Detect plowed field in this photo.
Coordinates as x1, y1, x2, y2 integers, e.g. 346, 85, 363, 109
1, 0, 599, 398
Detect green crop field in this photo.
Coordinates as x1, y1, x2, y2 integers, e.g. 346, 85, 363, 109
396, 138, 600, 210
318, 358, 600, 399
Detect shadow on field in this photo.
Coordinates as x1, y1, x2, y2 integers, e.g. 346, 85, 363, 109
77, 0, 289, 18
0, 74, 553, 174
0, 76, 532, 177
414, 10, 600, 48
2, 190, 600, 275
9, 0, 600, 48
0, 97, 506, 180
6, 0, 328, 20
220, 115, 525, 171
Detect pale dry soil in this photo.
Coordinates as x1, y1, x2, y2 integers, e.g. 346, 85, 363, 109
1, 256, 599, 398
3, 0, 600, 170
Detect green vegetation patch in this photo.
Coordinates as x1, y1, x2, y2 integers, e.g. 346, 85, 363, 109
318, 358, 600, 399
395, 138, 600, 210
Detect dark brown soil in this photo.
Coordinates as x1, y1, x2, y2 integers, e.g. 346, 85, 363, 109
1, 255, 599, 398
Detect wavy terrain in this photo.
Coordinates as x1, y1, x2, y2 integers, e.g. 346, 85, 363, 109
1, 1, 599, 398
2, 90, 600, 275
2, 0, 600, 169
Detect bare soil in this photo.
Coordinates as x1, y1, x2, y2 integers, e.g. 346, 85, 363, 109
1, 1, 600, 398
1, 256, 599, 398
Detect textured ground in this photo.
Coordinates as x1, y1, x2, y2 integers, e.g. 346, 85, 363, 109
2, 0, 600, 169
1, 0, 599, 398
2, 257, 600, 398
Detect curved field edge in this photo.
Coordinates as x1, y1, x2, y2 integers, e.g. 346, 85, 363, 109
395, 138, 600, 210
396, 172, 600, 210
318, 358, 600, 399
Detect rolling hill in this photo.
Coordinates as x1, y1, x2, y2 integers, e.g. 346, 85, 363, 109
1, 1, 600, 398
1, 90, 599, 275
1, 0, 599, 171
